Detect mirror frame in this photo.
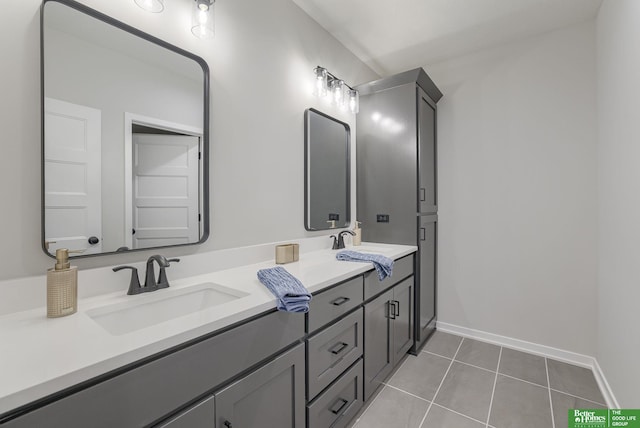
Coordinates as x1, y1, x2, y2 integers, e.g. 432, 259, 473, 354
40, 0, 210, 258
304, 108, 351, 231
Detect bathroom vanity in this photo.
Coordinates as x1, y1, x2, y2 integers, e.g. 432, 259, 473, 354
0, 244, 416, 427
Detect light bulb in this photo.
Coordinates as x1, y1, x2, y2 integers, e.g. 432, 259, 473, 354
192, 0, 215, 39
313, 67, 328, 97
332, 80, 345, 106
348, 89, 359, 114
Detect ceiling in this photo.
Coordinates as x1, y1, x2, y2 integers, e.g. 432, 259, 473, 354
292, 0, 603, 76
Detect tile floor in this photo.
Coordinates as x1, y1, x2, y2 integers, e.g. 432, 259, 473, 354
349, 331, 606, 428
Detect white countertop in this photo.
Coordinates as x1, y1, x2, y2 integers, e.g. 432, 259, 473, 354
0, 242, 416, 415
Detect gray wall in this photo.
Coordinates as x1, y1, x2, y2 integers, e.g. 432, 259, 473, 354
0, 0, 377, 280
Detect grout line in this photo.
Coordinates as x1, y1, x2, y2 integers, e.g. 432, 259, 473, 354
498, 372, 548, 389
451, 359, 497, 375
546, 358, 556, 428
421, 349, 455, 361
382, 383, 431, 403
418, 337, 465, 428
548, 387, 607, 407
485, 347, 503, 428
431, 402, 490, 426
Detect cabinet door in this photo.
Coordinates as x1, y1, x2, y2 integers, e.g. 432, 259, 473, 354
417, 215, 436, 347
418, 87, 437, 214
363, 289, 393, 401
157, 396, 214, 428
391, 277, 414, 365
215, 344, 305, 428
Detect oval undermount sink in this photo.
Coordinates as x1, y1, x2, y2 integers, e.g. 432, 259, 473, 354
87, 282, 249, 336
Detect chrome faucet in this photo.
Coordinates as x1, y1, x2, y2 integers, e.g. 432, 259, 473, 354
113, 255, 180, 295
330, 230, 356, 250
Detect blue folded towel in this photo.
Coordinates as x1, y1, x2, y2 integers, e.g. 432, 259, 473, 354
336, 251, 394, 280
257, 266, 312, 313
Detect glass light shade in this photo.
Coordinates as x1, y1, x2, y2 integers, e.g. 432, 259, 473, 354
192, 0, 215, 39
134, 0, 164, 13
348, 89, 359, 114
313, 67, 328, 97
331, 79, 345, 107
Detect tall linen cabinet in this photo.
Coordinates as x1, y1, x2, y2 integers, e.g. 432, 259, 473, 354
356, 68, 442, 352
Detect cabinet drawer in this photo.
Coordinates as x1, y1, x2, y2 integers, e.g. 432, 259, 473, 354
364, 254, 414, 300
307, 276, 363, 333
307, 309, 363, 399
307, 359, 364, 428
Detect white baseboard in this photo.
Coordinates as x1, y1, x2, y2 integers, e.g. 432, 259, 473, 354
436, 321, 620, 408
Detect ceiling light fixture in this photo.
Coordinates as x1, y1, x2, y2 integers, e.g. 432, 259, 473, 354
134, 0, 164, 13
312, 66, 359, 114
192, 0, 215, 39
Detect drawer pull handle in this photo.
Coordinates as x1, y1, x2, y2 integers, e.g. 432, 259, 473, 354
331, 296, 351, 306
393, 300, 400, 317
387, 301, 396, 320
329, 398, 349, 415
329, 342, 349, 355
224, 421, 232, 428
420, 187, 426, 201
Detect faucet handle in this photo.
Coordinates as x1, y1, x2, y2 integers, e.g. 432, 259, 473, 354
329, 235, 339, 250
158, 258, 180, 289
113, 266, 142, 295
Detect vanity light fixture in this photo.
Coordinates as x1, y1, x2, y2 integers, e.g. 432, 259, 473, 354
192, 0, 215, 39
312, 66, 360, 114
134, 0, 164, 13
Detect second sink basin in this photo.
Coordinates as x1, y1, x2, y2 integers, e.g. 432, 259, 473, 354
87, 282, 249, 336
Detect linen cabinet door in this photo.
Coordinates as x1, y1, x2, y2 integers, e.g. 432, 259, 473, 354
418, 87, 437, 214
363, 289, 393, 401
214, 344, 305, 428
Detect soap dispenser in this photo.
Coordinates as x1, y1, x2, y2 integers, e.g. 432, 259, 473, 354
353, 221, 362, 246
47, 248, 78, 318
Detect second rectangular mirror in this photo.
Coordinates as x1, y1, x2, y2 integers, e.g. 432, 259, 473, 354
304, 108, 350, 231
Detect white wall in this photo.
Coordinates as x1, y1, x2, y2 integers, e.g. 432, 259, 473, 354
596, 0, 640, 407
428, 22, 598, 356
0, 0, 377, 281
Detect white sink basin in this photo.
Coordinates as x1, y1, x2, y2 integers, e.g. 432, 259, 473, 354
87, 283, 249, 336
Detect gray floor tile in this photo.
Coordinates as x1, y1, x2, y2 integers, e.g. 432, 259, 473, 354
421, 405, 485, 428
433, 361, 495, 422
547, 359, 605, 404
551, 390, 607, 428
489, 375, 552, 428
422, 331, 462, 358
498, 347, 547, 386
455, 338, 501, 371
387, 352, 451, 400
354, 386, 430, 428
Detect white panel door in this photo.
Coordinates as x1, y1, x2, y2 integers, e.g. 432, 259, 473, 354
132, 134, 200, 249
44, 98, 102, 255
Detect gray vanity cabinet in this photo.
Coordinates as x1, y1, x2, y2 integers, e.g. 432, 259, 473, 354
363, 277, 414, 400
215, 344, 305, 428
157, 396, 215, 428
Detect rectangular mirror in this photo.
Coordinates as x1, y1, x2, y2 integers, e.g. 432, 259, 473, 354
304, 108, 350, 231
42, 0, 209, 258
